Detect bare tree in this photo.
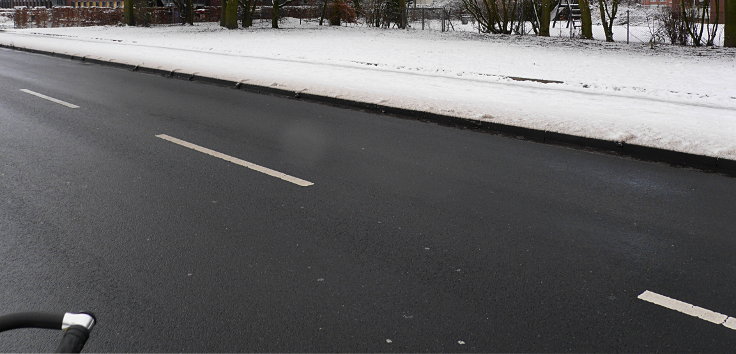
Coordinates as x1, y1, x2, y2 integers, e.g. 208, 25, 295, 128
680, 0, 720, 47
364, 0, 404, 28
124, 0, 135, 25
396, 0, 406, 28
185, 0, 194, 24
171, 0, 194, 25
271, 0, 296, 28
462, 0, 520, 34
705, 0, 720, 46
124, 0, 163, 26
320, 0, 328, 25
223, 0, 238, 28
655, 5, 688, 45
239, 0, 257, 27
535, 0, 553, 37
597, 0, 619, 42
221, 0, 227, 26
579, 0, 592, 39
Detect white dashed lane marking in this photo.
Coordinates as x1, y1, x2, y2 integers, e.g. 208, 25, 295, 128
638, 290, 736, 330
20, 89, 80, 109
156, 134, 314, 187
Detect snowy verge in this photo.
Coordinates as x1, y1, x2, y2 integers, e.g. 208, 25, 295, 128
1, 23, 735, 160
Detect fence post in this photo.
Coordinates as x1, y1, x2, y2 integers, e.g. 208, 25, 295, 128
626, 9, 630, 44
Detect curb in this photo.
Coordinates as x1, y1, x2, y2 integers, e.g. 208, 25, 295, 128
2, 43, 735, 177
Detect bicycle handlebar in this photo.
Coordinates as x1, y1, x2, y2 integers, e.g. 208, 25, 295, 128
0, 312, 65, 331
56, 325, 91, 353
0, 312, 96, 353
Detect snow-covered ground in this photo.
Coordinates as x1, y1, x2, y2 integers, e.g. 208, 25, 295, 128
1, 21, 735, 159
420, 19, 672, 44
430, 3, 725, 45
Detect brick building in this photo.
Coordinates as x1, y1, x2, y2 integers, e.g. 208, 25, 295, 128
0, 0, 64, 7
641, 0, 725, 23
642, 0, 675, 6
65, 0, 124, 7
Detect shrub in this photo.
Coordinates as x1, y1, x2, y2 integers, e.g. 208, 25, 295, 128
327, 0, 356, 25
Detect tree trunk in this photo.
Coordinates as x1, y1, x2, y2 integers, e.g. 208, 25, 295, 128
538, 0, 552, 37
240, 0, 247, 27
220, 0, 227, 26
241, 0, 253, 27
681, 0, 706, 46
579, 0, 592, 39
225, 0, 238, 28
175, 1, 186, 25
598, 0, 609, 41
185, 0, 193, 25
725, 0, 735, 47
272, 1, 279, 28
319, 0, 327, 25
486, 0, 500, 33
124, 0, 135, 25
598, 0, 614, 42
706, 0, 719, 47
397, 0, 406, 29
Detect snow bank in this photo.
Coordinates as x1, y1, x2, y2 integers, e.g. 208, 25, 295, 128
1, 22, 735, 159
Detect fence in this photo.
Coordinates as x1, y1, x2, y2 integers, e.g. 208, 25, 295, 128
13, 7, 122, 28
406, 7, 451, 31
447, 2, 727, 47
8, 6, 224, 28
6, 5, 331, 28
540, 6, 725, 46
253, 5, 321, 23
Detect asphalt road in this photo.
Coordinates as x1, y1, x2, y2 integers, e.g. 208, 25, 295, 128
1, 47, 735, 352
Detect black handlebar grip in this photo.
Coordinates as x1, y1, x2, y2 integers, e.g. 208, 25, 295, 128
0, 312, 64, 332
55, 325, 90, 353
